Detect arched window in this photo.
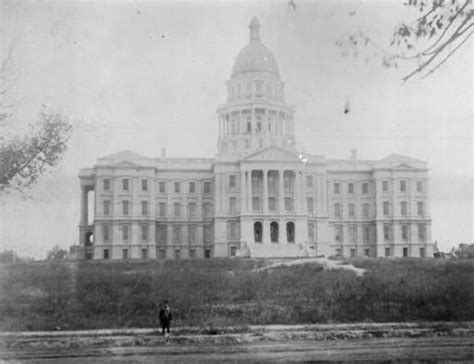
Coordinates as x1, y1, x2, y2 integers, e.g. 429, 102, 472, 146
270, 221, 279, 243
254, 221, 263, 243
85, 231, 94, 246
286, 221, 295, 243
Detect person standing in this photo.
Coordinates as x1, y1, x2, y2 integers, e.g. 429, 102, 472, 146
159, 300, 172, 335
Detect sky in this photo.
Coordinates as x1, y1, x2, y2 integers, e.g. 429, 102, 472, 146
0, 0, 472, 258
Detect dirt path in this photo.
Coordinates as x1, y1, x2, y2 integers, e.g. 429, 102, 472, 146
2, 322, 473, 362
257, 257, 366, 276
2, 337, 473, 363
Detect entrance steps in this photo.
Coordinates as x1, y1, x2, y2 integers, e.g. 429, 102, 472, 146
247, 242, 311, 258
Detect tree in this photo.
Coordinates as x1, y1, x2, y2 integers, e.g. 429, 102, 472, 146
0, 107, 72, 194
0, 31, 73, 195
46, 245, 68, 261
335, 0, 473, 81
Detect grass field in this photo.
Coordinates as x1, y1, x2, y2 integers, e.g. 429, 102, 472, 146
0, 258, 473, 331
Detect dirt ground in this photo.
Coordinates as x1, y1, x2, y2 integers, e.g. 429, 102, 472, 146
1, 322, 473, 363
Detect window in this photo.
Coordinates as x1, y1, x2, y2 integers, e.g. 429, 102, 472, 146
122, 200, 129, 216
401, 225, 408, 241
122, 178, 129, 191
103, 225, 109, 242
383, 201, 389, 216
335, 225, 343, 243
103, 178, 110, 191
284, 197, 293, 211
103, 249, 109, 260
349, 203, 355, 218
350, 248, 356, 258
204, 181, 211, 194
401, 201, 407, 216
122, 224, 129, 241
403, 247, 408, 258
103, 200, 110, 216
122, 249, 129, 259
188, 225, 197, 244
334, 182, 340, 194
334, 203, 342, 218
417, 202, 424, 216
399, 180, 406, 192
173, 226, 182, 244
141, 249, 148, 259
306, 175, 313, 188
417, 181, 423, 193
364, 248, 370, 258
141, 179, 148, 191
363, 226, 370, 243
189, 249, 196, 259
270, 221, 279, 243
363, 203, 369, 218
382, 181, 388, 192
204, 225, 212, 243
268, 197, 276, 211
252, 197, 261, 211
307, 198, 314, 214
159, 181, 166, 193
157, 225, 167, 244
418, 223, 426, 241
203, 203, 212, 219
188, 203, 196, 217
174, 250, 181, 260
308, 222, 315, 241
229, 198, 237, 213
174, 182, 180, 193
205, 249, 211, 259
384, 224, 390, 241
336, 248, 342, 257
189, 181, 195, 193
254, 222, 263, 243
159, 249, 166, 260
230, 246, 237, 257
228, 222, 238, 240
159, 203, 166, 217
247, 121, 251, 133
286, 222, 295, 243
141, 200, 149, 216
229, 175, 236, 188
348, 182, 354, 194
174, 203, 181, 217
420, 247, 426, 258
362, 182, 369, 194
141, 224, 149, 241
385, 247, 390, 257
349, 225, 357, 243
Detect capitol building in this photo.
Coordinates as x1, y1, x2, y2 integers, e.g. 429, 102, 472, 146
75, 18, 433, 260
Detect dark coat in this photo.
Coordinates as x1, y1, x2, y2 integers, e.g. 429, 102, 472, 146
159, 307, 172, 326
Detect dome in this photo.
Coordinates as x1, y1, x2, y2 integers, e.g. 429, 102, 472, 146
232, 17, 280, 77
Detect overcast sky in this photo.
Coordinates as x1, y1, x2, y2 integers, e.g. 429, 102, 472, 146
0, 0, 472, 258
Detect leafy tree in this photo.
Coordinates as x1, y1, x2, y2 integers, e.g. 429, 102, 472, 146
0, 249, 19, 263
46, 245, 68, 260
0, 35, 72, 195
335, 0, 473, 81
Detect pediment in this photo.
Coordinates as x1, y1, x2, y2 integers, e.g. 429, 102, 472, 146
394, 163, 413, 169
114, 160, 138, 167
243, 146, 300, 162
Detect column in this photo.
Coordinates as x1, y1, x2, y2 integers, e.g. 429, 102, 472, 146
247, 170, 252, 212
218, 116, 222, 137
215, 173, 221, 214
263, 169, 268, 214
80, 186, 88, 225
278, 169, 285, 214
294, 171, 300, 213
240, 171, 246, 213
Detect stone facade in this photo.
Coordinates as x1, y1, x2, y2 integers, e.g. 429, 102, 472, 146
75, 17, 433, 260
